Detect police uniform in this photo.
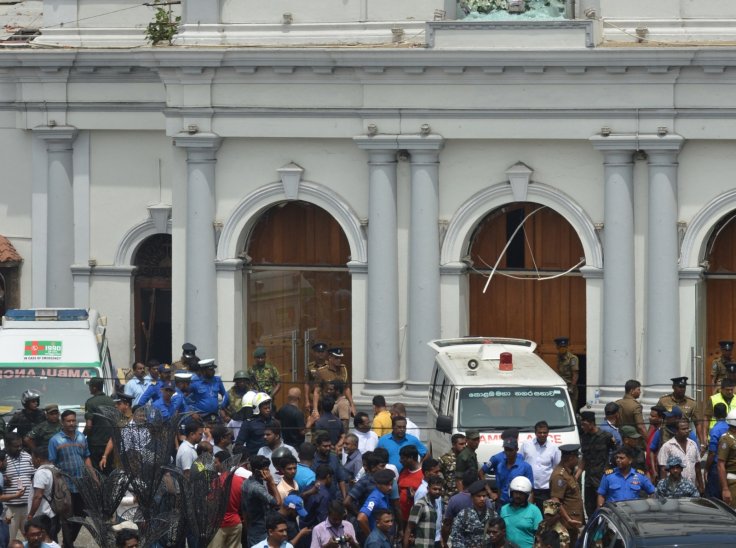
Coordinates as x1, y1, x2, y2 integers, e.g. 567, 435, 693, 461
172, 342, 198, 371
555, 337, 579, 405
550, 444, 583, 545
712, 341, 734, 389
656, 377, 700, 426
717, 429, 736, 508
616, 393, 644, 433
597, 467, 655, 503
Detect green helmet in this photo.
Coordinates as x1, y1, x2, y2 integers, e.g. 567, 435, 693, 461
233, 370, 250, 381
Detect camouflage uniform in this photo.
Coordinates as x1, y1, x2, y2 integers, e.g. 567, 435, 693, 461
439, 450, 458, 502
713, 356, 728, 389
26, 420, 61, 450
225, 386, 247, 416
558, 352, 579, 405
247, 363, 281, 395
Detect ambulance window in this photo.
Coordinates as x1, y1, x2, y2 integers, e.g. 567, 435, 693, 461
431, 369, 445, 412
445, 386, 456, 416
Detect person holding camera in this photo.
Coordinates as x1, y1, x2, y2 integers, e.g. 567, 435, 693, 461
310, 500, 359, 548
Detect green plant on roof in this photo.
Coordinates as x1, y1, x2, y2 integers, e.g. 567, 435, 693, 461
146, 0, 181, 45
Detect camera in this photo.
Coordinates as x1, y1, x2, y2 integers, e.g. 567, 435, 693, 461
333, 536, 349, 547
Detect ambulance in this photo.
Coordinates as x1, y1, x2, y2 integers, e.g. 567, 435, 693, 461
427, 337, 580, 466
0, 309, 115, 419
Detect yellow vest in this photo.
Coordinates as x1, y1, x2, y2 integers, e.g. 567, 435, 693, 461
709, 392, 736, 430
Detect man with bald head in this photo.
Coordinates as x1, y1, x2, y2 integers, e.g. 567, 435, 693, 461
276, 387, 306, 447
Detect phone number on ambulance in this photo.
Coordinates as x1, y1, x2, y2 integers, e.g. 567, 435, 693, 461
468, 390, 560, 398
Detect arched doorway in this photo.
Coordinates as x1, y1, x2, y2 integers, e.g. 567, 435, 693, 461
133, 234, 172, 364
468, 203, 586, 404
705, 213, 736, 387
245, 201, 351, 408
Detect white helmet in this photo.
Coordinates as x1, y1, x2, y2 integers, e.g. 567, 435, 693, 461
509, 476, 533, 496
252, 392, 272, 415
240, 390, 258, 409
727, 409, 736, 427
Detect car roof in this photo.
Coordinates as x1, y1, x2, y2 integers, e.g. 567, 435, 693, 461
605, 497, 736, 539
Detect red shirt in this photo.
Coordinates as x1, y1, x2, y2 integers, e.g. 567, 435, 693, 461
398, 467, 424, 521
221, 472, 245, 528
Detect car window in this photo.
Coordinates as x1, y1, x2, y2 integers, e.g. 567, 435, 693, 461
585, 515, 626, 548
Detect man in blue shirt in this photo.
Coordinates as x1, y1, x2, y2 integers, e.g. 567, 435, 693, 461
48, 410, 95, 548
705, 403, 730, 497
295, 442, 316, 490
376, 416, 427, 472
357, 469, 394, 539
188, 359, 228, 422
124, 362, 150, 406
311, 433, 349, 500
597, 446, 655, 506
600, 402, 623, 448
151, 381, 188, 421
364, 508, 394, 548
482, 437, 534, 507
137, 363, 174, 406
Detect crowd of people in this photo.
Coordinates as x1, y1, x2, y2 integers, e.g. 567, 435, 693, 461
1, 339, 736, 548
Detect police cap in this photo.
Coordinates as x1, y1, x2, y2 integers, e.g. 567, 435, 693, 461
559, 443, 580, 455
328, 348, 344, 358
727, 362, 736, 374
113, 392, 134, 405
554, 337, 569, 347
720, 340, 734, 351
670, 376, 688, 387
311, 342, 328, 352
182, 342, 197, 357
467, 480, 488, 495
198, 358, 217, 369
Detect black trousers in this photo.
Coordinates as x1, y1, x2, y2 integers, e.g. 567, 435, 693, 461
61, 492, 84, 548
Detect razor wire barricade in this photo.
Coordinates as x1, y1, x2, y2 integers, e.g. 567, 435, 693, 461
66, 407, 231, 547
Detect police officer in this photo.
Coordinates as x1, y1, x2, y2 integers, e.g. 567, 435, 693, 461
713, 340, 734, 392
717, 409, 736, 507
555, 338, 579, 407
189, 359, 228, 423
137, 363, 174, 406
656, 377, 704, 450
550, 444, 583, 545
172, 342, 199, 372
596, 446, 655, 506
304, 342, 329, 414
616, 380, 647, 438
248, 347, 282, 399
312, 348, 355, 417
23, 404, 61, 451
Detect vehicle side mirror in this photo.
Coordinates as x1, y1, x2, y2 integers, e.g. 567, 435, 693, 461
436, 415, 452, 434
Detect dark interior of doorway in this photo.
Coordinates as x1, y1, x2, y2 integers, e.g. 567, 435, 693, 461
136, 286, 172, 365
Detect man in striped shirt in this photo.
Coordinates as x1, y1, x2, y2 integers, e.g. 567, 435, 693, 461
3, 433, 33, 543
48, 410, 95, 548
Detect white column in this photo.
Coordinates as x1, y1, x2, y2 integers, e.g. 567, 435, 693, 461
580, 266, 604, 406
35, 127, 78, 308
679, 267, 706, 403
401, 135, 444, 395
174, 133, 221, 360
440, 262, 469, 339
354, 136, 402, 394
590, 136, 637, 399
216, 258, 244, 379
642, 135, 685, 397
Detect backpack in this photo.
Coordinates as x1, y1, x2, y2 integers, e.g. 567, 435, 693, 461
40, 464, 73, 520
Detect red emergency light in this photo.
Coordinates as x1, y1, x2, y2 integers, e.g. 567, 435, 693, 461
499, 352, 513, 371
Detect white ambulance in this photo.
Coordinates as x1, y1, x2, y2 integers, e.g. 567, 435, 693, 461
427, 337, 580, 466
0, 309, 115, 419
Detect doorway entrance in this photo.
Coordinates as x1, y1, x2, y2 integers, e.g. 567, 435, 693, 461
245, 201, 351, 408
468, 203, 587, 406
133, 234, 172, 364
705, 213, 736, 388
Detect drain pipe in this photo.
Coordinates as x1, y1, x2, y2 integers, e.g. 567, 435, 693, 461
566, 0, 576, 18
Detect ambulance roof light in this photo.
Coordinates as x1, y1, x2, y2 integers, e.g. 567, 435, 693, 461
5, 309, 89, 321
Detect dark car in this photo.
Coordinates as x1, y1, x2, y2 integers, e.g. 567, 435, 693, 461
578, 497, 736, 547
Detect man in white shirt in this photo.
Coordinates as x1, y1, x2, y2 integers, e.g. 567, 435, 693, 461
176, 420, 203, 479
519, 420, 560, 509
391, 403, 421, 440
657, 418, 704, 494
351, 412, 379, 454
26, 447, 56, 540
257, 422, 298, 478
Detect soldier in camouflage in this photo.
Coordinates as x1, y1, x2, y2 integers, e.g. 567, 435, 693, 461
247, 346, 282, 399
555, 337, 579, 408
712, 340, 734, 392
439, 433, 467, 502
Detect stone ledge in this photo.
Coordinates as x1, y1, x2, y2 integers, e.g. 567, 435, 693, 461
427, 20, 599, 49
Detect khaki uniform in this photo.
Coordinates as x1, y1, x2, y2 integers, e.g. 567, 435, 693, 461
717, 430, 736, 507
657, 393, 701, 438
616, 393, 644, 432
313, 363, 349, 387
558, 352, 579, 405
713, 357, 728, 389
549, 464, 584, 544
